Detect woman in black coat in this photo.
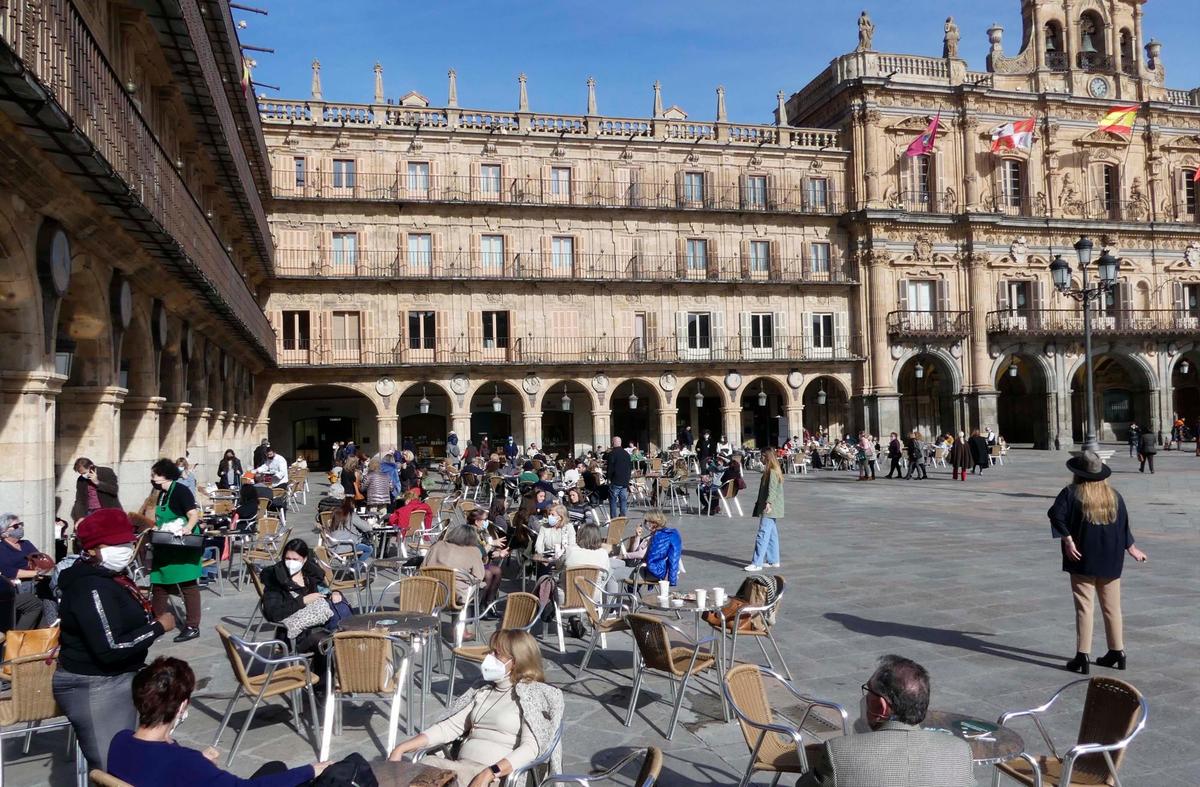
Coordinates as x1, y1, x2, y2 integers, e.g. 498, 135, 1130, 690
260, 539, 339, 658
967, 429, 991, 474
216, 450, 244, 490
1048, 452, 1147, 674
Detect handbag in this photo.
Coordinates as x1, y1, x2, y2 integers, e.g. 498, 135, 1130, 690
0, 626, 60, 679
148, 530, 206, 548
702, 598, 755, 632
26, 553, 55, 572
311, 751, 380, 787
281, 598, 334, 640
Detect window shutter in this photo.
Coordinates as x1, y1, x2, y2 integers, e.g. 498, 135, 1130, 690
712, 311, 725, 353
470, 232, 481, 274
675, 170, 686, 206
802, 311, 814, 357
800, 242, 810, 279
468, 310, 483, 355
900, 156, 914, 202
434, 310, 448, 360
1031, 280, 1045, 330
432, 232, 445, 276
268, 310, 282, 350
739, 312, 752, 354
1173, 281, 1185, 315
539, 235, 551, 277
1118, 278, 1132, 318
996, 280, 1010, 312
739, 174, 749, 209
740, 239, 751, 279
318, 310, 331, 363
703, 170, 716, 208
676, 237, 687, 278
675, 311, 688, 356
774, 311, 787, 355
504, 233, 515, 277
766, 173, 777, 210
934, 150, 945, 206
769, 240, 780, 280
707, 238, 719, 280
897, 278, 910, 311
834, 312, 849, 356
506, 310, 516, 361
936, 278, 951, 313
645, 311, 658, 347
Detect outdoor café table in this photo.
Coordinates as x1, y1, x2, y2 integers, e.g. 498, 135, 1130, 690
636, 590, 728, 662
371, 760, 458, 786
337, 612, 440, 732
922, 709, 1032, 767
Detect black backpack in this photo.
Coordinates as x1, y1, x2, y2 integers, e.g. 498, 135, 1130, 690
312, 752, 378, 787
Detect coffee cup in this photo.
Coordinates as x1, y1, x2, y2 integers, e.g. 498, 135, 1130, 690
695, 589, 708, 609
713, 587, 727, 606
658, 579, 670, 601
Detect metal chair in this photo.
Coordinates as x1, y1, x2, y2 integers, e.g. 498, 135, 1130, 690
549, 567, 606, 654
413, 717, 564, 787
317, 631, 408, 760
313, 544, 372, 611
723, 664, 848, 787
992, 677, 1147, 787
419, 565, 480, 648
603, 517, 629, 555
718, 481, 744, 517
0, 648, 82, 787
241, 564, 270, 639
211, 626, 321, 766
447, 591, 542, 699
722, 575, 793, 681
623, 613, 728, 740
539, 746, 662, 786
575, 578, 636, 675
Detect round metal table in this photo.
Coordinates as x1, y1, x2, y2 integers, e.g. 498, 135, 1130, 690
338, 612, 438, 635
923, 709, 1026, 766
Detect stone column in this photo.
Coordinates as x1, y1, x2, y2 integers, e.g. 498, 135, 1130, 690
591, 408, 611, 450
657, 407, 677, 451
976, 391, 999, 435
57, 385, 126, 518
119, 396, 166, 509
187, 407, 212, 481
209, 410, 228, 457
864, 251, 893, 395
721, 405, 741, 447
160, 403, 192, 466
377, 415, 399, 453
961, 117, 980, 209
521, 412, 542, 451
0, 372, 64, 545
784, 404, 804, 444
450, 413, 472, 443
966, 253, 992, 397
875, 393, 902, 440
1046, 391, 1064, 450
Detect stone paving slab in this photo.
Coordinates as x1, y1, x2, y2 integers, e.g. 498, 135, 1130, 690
5, 447, 1198, 785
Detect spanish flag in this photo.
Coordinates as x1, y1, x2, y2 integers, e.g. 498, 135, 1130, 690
1097, 104, 1138, 138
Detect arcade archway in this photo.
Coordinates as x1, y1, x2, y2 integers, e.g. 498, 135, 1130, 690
268, 384, 378, 469
470, 381, 523, 450
802, 376, 850, 440
541, 380, 593, 459
898, 354, 957, 440
676, 378, 722, 444
398, 382, 451, 463
740, 377, 787, 449
611, 379, 660, 451
996, 353, 1050, 448
1071, 354, 1152, 444
1170, 352, 1200, 433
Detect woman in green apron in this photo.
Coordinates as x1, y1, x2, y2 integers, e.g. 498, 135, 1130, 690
149, 459, 203, 642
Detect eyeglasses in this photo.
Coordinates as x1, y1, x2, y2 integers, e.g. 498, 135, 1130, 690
861, 683, 885, 700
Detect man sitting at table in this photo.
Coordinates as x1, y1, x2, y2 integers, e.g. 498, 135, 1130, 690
797, 654, 973, 787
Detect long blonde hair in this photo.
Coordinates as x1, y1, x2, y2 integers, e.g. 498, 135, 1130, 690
763, 449, 782, 479
1074, 478, 1118, 524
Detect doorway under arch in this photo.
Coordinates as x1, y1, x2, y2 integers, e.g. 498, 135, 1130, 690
996, 354, 1050, 448
541, 380, 593, 459
677, 378, 722, 444
740, 377, 787, 449
611, 379, 660, 451
1170, 352, 1200, 434
398, 382, 451, 463
470, 381, 523, 450
802, 376, 850, 439
898, 354, 957, 440
1071, 354, 1151, 444
268, 385, 378, 470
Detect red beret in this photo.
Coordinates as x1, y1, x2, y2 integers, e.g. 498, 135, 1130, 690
77, 508, 135, 550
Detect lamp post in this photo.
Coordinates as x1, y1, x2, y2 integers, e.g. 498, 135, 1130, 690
1049, 236, 1119, 453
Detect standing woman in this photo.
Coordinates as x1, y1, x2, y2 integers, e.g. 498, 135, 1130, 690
55, 509, 174, 770
149, 458, 203, 643
745, 449, 784, 572
950, 430, 971, 482
216, 449, 243, 491
1049, 451, 1148, 674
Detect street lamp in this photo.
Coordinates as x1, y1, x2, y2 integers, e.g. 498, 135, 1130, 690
1008, 358, 1019, 377
1050, 236, 1118, 453
628, 385, 639, 410
816, 382, 827, 405
693, 382, 704, 409
1182, 360, 1191, 376
757, 381, 767, 407
914, 361, 925, 380
54, 336, 75, 379
561, 384, 572, 411
491, 385, 502, 413
418, 385, 430, 414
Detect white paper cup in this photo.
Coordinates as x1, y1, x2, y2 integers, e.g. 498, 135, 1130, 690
695, 589, 708, 609
713, 587, 727, 606
658, 580, 669, 599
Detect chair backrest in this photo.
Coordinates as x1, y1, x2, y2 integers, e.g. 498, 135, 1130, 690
272, 488, 287, 500
419, 565, 464, 610
635, 746, 663, 787
3, 649, 60, 723
407, 509, 427, 530
89, 770, 134, 787
211, 499, 234, 515
257, 497, 270, 513
1075, 677, 1145, 780
499, 591, 540, 630
463, 473, 480, 488
215, 625, 253, 691
721, 480, 737, 499
627, 613, 679, 675
395, 575, 448, 615
990, 444, 1002, 456
258, 515, 281, 538
724, 663, 775, 756
604, 517, 629, 549
562, 567, 604, 610
425, 495, 445, 518
312, 544, 336, 584
649, 457, 663, 473
318, 510, 334, 529
247, 564, 266, 600
459, 500, 477, 515
330, 631, 395, 694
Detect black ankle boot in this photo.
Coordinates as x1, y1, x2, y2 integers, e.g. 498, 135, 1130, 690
1065, 652, 1090, 674
1095, 650, 1126, 670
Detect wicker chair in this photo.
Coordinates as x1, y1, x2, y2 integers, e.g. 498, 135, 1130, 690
623, 613, 728, 740
210, 499, 234, 515
575, 578, 636, 675
992, 677, 1148, 787
603, 517, 629, 555
373, 575, 450, 615
549, 567, 606, 654
718, 480, 744, 517
0, 649, 77, 784
89, 772, 133, 787
317, 631, 408, 760
723, 664, 848, 787
242, 564, 270, 639
313, 544, 372, 611
721, 575, 793, 681
212, 625, 321, 766
419, 565, 479, 648
236, 525, 290, 588
539, 746, 662, 787
447, 591, 542, 699
414, 716, 564, 787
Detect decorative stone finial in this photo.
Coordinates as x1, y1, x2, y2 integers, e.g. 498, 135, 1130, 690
652, 80, 663, 118
715, 85, 727, 122
310, 58, 322, 100
447, 68, 458, 107
373, 62, 384, 103
857, 10, 874, 52
518, 73, 528, 111
776, 90, 788, 127
586, 76, 597, 115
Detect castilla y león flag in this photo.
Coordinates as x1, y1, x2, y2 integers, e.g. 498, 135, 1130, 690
990, 117, 1036, 152
1097, 104, 1138, 138
905, 111, 941, 158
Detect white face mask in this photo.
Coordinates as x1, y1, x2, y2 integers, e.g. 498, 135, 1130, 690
547, 514, 560, 527
285, 558, 304, 575
98, 545, 135, 572
479, 653, 509, 683
170, 705, 188, 736
854, 694, 881, 734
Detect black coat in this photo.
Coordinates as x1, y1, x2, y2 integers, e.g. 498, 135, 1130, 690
607, 448, 633, 486
1048, 486, 1134, 578
57, 559, 164, 676
260, 560, 324, 624
887, 439, 902, 459
216, 458, 244, 489
1139, 432, 1158, 455
968, 436, 990, 467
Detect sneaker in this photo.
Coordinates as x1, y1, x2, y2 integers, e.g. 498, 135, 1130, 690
765, 562, 781, 568
743, 564, 762, 572
173, 626, 200, 643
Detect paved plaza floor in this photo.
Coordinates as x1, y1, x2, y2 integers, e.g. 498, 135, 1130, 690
8, 447, 1198, 786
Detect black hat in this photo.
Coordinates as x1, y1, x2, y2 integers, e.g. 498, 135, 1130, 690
1066, 450, 1111, 481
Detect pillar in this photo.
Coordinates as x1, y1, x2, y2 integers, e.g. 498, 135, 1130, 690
657, 407, 677, 451
160, 403, 191, 466
450, 413, 472, 444
0, 372, 63, 546
56, 385, 126, 519
875, 393, 902, 440
208, 411, 228, 459
1047, 391, 1065, 450
377, 415, 399, 452
975, 391, 999, 434
119, 395, 165, 510
720, 405, 741, 447
784, 404, 804, 444
591, 408, 611, 450
187, 407, 212, 482
864, 252, 892, 396
966, 254, 992, 397
521, 411, 542, 451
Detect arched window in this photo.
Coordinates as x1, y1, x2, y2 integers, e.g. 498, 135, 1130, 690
1079, 11, 1107, 71
1044, 21, 1066, 70
1120, 29, 1135, 75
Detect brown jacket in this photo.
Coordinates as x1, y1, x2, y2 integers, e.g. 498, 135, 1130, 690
71, 466, 122, 522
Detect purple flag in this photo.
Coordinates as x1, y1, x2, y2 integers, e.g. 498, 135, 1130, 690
905, 111, 941, 158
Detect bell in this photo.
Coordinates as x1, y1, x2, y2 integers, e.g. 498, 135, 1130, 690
1080, 34, 1097, 54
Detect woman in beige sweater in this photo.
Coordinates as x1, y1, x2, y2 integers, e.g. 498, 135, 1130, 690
423, 524, 485, 605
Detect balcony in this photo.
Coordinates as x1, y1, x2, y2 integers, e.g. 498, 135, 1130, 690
274, 250, 858, 285
1077, 52, 1115, 73
276, 335, 861, 368
894, 191, 958, 214
986, 309, 1200, 338
273, 172, 845, 216
886, 311, 971, 340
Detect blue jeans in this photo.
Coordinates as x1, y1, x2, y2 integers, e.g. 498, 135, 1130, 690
609, 485, 628, 518
751, 517, 780, 566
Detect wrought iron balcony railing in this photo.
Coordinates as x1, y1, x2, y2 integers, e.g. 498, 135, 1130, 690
273, 250, 858, 285
275, 334, 860, 368
886, 311, 971, 339
986, 309, 1200, 337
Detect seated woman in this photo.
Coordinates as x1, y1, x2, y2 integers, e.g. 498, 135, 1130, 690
108, 656, 326, 786
361, 457, 393, 508
0, 513, 55, 629
388, 630, 562, 786
464, 510, 506, 607
622, 511, 682, 589
326, 497, 373, 561
423, 524, 486, 617
260, 539, 343, 658
582, 461, 609, 504
233, 483, 260, 531
532, 522, 609, 609
562, 488, 595, 528
531, 504, 576, 576
389, 487, 433, 535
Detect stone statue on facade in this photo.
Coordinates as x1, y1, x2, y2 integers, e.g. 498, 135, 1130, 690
857, 11, 874, 52
943, 17, 960, 58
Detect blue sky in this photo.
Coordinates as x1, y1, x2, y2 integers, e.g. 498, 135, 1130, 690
244, 1, 1198, 123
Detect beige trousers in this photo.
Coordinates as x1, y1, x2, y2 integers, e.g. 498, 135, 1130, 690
1070, 574, 1124, 653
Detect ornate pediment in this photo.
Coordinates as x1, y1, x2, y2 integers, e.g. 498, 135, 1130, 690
1162, 134, 1200, 152
398, 91, 430, 107
1074, 130, 1132, 149
1164, 241, 1200, 271
662, 105, 688, 120
887, 115, 936, 134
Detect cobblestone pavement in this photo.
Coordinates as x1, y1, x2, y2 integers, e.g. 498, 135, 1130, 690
8, 447, 1198, 786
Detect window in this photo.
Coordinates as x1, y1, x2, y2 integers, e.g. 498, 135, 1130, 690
293, 157, 306, 187
407, 233, 432, 268
913, 156, 931, 198
407, 162, 430, 194
551, 236, 574, 268
684, 172, 705, 203
550, 167, 571, 198
481, 235, 504, 270
811, 313, 834, 349
331, 232, 357, 266
810, 242, 831, 274
749, 241, 770, 274
685, 239, 708, 272
806, 178, 829, 211
332, 159, 356, 189
480, 164, 501, 195
1185, 170, 1197, 215
1101, 164, 1119, 215
482, 311, 509, 349
281, 310, 310, 350
1185, 284, 1200, 318
330, 311, 361, 351
407, 311, 435, 349
1007, 281, 1031, 314
1001, 160, 1024, 210
686, 312, 711, 350
907, 280, 936, 312
750, 313, 774, 349
746, 175, 767, 209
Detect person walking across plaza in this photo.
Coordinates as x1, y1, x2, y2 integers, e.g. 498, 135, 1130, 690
884, 432, 903, 478
968, 428, 990, 474
1049, 451, 1147, 674
905, 432, 927, 480
148, 459, 203, 643
606, 436, 632, 519
745, 450, 784, 571
950, 430, 971, 481
1138, 429, 1157, 473
1126, 422, 1141, 458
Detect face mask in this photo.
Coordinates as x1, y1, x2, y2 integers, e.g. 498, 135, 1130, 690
170, 705, 188, 736
479, 653, 509, 683
852, 694, 874, 734
547, 514, 560, 527
285, 558, 304, 575
99, 545, 135, 571
5, 526, 24, 541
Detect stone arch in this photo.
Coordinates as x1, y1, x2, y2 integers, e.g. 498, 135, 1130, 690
993, 349, 1055, 447
118, 304, 156, 397
896, 351, 960, 439
0, 207, 46, 373
57, 261, 115, 387
675, 375, 730, 407
468, 379, 525, 448
1064, 351, 1157, 392
530, 378, 601, 412
802, 375, 852, 439
535, 378, 597, 458
739, 375, 790, 449
988, 348, 1057, 393
891, 347, 964, 393
397, 380, 454, 461
261, 381, 385, 417
610, 377, 662, 451
1066, 351, 1156, 443
265, 382, 386, 469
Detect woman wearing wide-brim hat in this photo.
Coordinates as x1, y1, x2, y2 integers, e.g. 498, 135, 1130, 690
1047, 450, 1148, 674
